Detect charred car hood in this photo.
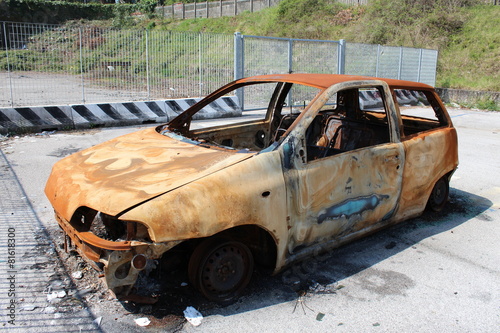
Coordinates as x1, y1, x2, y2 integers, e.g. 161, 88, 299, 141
45, 127, 255, 220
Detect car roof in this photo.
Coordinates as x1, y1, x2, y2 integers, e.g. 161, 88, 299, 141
237, 73, 434, 90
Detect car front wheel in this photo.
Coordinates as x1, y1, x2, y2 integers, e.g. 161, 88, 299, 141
188, 238, 254, 303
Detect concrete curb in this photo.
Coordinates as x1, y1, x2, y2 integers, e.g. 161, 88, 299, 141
436, 88, 500, 106
0, 96, 242, 134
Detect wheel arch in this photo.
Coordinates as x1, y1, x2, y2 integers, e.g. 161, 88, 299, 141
425, 168, 456, 212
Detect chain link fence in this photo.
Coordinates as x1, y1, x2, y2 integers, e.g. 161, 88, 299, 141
0, 22, 233, 107
345, 43, 438, 84
236, 35, 437, 108
1, 21, 437, 109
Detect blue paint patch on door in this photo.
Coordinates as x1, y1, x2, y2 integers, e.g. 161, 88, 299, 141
318, 194, 389, 223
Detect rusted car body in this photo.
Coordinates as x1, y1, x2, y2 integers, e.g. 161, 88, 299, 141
45, 74, 458, 302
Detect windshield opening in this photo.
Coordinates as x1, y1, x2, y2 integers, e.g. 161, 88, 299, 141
160, 81, 322, 152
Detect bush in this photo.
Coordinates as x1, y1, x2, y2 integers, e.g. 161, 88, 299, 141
0, 0, 115, 24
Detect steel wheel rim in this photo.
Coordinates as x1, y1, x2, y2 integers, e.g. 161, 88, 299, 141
199, 241, 253, 300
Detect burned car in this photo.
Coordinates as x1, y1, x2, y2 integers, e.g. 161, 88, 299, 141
45, 74, 458, 302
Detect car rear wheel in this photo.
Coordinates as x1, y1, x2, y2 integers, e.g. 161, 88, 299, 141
427, 176, 449, 212
188, 238, 254, 303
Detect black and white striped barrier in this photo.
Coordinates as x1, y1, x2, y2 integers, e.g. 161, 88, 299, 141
359, 89, 428, 110
0, 96, 241, 134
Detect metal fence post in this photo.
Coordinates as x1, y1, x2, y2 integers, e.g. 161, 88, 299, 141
146, 30, 151, 100
417, 49, 423, 83
220, 0, 223, 17
234, 32, 244, 110
199, 33, 203, 97
375, 44, 381, 77
287, 39, 293, 74
398, 46, 403, 80
337, 39, 346, 74
234, 0, 237, 16
79, 27, 85, 104
3, 22, 15, 107
287, 38, 293, 106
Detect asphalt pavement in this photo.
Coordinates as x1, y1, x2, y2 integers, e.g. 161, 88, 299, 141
0, 108, 499, 332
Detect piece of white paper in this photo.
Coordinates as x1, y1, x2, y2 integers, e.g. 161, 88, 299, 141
183, 306, 203, 327
134, 317, 151, 327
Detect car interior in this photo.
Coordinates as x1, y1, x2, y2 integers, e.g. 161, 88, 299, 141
164, 82, 447, 159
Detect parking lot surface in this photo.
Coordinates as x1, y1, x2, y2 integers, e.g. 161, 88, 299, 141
0, 108, 499, 332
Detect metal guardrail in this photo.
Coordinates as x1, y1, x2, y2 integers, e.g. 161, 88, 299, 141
0, 21, 437, 108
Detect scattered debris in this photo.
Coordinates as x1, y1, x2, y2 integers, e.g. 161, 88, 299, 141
134, 317, 151, 327
36, 130, 57, 136
316, 312, 325, 321
76, 288, 94, 298
94, 316, 103, 327
72, 271, 84, 279
183, 306, 203, 327
20, 304, 37, 311
308, 281, 344, 294
47, 290, 66, 302
119, 294, 158, 304
44, 306, 57, 313
373, 322, 381, 327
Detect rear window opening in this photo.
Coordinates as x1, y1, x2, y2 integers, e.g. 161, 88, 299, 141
394, 89, 448, 137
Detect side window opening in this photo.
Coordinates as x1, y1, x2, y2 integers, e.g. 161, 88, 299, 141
394, 89, 448, 137
306, 87, 391, 162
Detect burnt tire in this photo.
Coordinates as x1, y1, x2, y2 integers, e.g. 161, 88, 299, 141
426, 176, 449, 212
188, 238, 254, 303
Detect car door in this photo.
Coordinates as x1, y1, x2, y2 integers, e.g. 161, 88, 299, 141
393, 89, 458, 219
280, 82, 405, 255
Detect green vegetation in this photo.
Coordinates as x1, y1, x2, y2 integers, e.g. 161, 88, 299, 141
143, 0, 499, 93
438, 5, 500, 91
0, 0, 115, 24
463, 97, 500, 111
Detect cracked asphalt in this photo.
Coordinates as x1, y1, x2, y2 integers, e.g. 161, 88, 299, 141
0, 108, 499, 332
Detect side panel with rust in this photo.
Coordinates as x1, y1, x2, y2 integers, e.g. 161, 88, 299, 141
396, 127, 458, 220
283, 141, 404, 253
278, 80, 405, 258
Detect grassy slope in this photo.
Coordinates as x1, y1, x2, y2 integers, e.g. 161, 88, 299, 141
145, 1, 499, 92
437, 5, 500, 91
